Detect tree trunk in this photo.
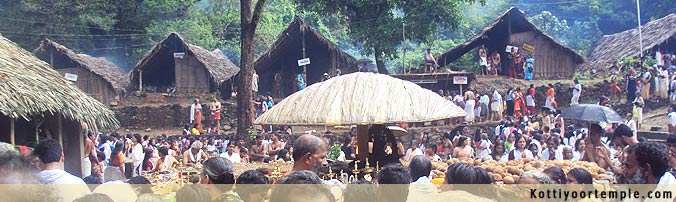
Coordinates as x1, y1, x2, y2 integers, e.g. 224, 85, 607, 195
374, 47, 389, 74
237, 0, 266, 138
237, 0, 255, 138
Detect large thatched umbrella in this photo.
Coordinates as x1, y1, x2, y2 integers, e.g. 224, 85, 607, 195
254, 72, 466, 160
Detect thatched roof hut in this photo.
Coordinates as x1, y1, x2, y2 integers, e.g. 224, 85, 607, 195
436, 7, 584, 79
584, 13, 676, 72
129, 33, 240, 94
0, 34, 119, 177
33, 38, 129, 104
255, 16, 358, 98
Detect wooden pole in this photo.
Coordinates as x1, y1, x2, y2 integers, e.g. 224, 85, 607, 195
357, 125, 369, 162
402, 22, 406, 74
139, 70, 143, 93
10, 118, 14, 145
302, 27, 307, 75
57, 115, 63, 148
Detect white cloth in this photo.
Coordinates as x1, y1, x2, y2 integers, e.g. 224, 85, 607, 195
408, 176, 438, 202
573, 84, 582, 96
491, 90, 503, 112
190, 103, 202, 123
132, 144, 144, 165
545, 96, 554, 108
480, 95, 490, 106
541, 148, 563, 160
510, 149, 533, 160
477, 139, 492, 159
102, 141, 112, 163
625, 119, 638, 138
252, 73, 259, 93
83, 157, 92, 177
464, 100, 475, 122
525, 95, 535, 107
571, 94, 580, 105
39, 169, 90, 202
38, 169, 86, 184
220, 152, 241, 163
669, 112, 676, 127
657, 51, 664, 66
404, 148, 423, 161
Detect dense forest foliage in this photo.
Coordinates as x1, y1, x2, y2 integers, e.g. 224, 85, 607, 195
0, 0, 674, 73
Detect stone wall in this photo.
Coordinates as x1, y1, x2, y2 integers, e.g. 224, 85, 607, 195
114, 103, 237, 130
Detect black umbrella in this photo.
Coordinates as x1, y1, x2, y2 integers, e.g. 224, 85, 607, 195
560, 104, 623, 123
541, 106, 556, 114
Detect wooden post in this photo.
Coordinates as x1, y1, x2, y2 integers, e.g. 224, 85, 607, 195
302, 26, 307, 74
139, 70, 143, 93
357, 125, 369, 162
9, 118, 14, 145
57, 115, 63, 148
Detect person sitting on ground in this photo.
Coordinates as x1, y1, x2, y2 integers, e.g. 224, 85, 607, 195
518, 170, 552, 184
566, 168, 593, 184
271, 171, 334, 202
452, 136, 474, 160
543, 166, 567, 184
236, 170, 270, 202
182, 141, 208, 166
291, 134, 328, 172
220, 143, 241, 163
200, 157, 242, 202
176, 184, 211, 202
72, 193, 114, 202
508, 135, 533, 160
408, 156, 437, 201
622, 142, 676, 184
491, 141, 508, 162
542, 136, 563, 160
377, 164, 411, 202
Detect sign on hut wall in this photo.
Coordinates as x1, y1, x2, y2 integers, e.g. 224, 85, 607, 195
453, 76, 468, 85
298, 58, 311, 66
522, 43, 535, 52
64, 73, 78, 82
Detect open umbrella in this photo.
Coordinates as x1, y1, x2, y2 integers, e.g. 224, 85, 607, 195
387, 126, 409, 137
254, 72, 466, 163
254, 72, 466, 126
560, 104, 623, 123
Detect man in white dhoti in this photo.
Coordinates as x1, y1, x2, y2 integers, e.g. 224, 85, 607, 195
464, 89, 476, 123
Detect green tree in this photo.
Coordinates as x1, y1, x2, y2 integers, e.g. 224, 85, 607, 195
296, 0, 484, 74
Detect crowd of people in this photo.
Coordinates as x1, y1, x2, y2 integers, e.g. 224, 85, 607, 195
4, 125, 676, 202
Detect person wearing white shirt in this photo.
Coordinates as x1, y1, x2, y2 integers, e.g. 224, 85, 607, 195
407, 156, 438, 201
668, 108, 676, 133
34, 139, 90, 202
130, 135, 144, 176
624, 113, 638, 140
490, 87, 503, 121
477, 135, 492, 160
571, 79, 582, 105
404, 141, 424, 162
508, 136, 533, 160
220, 143, 241, 163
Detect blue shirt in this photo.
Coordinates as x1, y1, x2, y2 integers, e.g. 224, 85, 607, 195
296, 74, 306, 90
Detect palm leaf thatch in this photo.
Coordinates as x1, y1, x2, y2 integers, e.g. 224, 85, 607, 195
130, 32, 240, 89
584, 13, 676, 71
33, 38, 129, 93
255, 16, 358, 73
435, 7, 584, 67
254, 72, 466, 126
0, 35, 119, 130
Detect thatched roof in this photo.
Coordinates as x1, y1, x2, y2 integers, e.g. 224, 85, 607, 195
132, 33, 240, 85
436, 7, 584, 66
33, 38, 129, 92
0, 35, 119, 130
254, 16, 357, 72
584, 13, 676, 71
254, 72, 466, 126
